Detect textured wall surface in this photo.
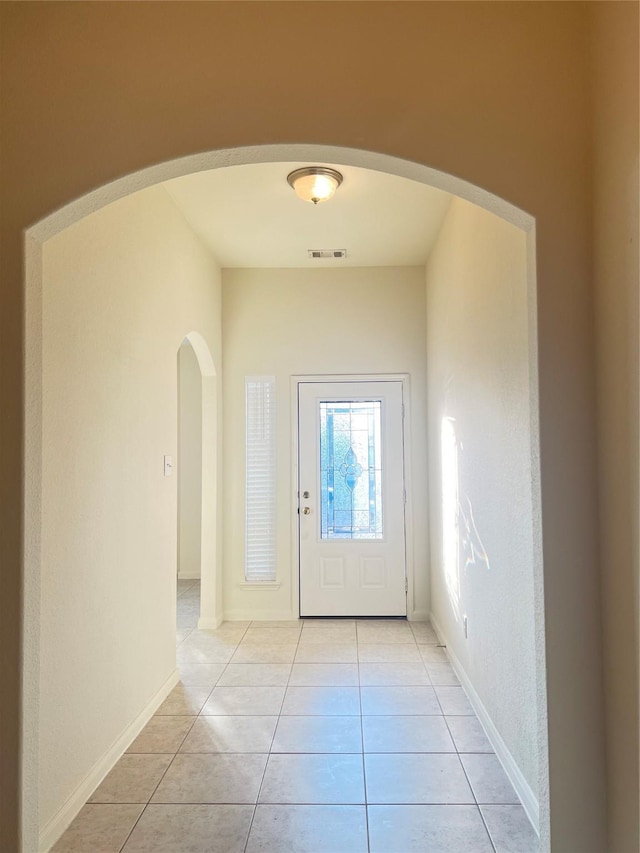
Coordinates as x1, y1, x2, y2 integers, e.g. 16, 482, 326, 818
222, 267, 429, 621
40, 186, 221, 832
3, 2, 636, 850
426, 197, 538, 796
591, 3, 640, 849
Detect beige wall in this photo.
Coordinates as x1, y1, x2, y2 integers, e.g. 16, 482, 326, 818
39, 186, 221, 840
222, 267, 429, 621
2, 2, 638, 851
178, 342, 203, 580
591, 3, 640, 850
426, 197, 539, 814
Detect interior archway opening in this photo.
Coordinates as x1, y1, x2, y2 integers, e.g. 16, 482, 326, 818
177, 333, 219, 640
25, 145, 545, 853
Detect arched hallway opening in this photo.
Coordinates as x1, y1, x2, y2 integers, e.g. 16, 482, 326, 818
4, 7, 637, 851
25, 145, 546, 853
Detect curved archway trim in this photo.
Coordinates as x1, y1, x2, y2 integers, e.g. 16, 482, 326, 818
184, 331, 216, 378
23, 144, 545, 852
181, 331, 219, 631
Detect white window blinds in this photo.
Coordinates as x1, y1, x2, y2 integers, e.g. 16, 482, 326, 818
245, 377, 277, 582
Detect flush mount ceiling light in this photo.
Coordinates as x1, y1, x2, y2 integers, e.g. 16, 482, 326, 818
287, 167, 343, 205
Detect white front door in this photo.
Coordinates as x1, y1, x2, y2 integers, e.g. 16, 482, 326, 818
298, 380, 407, 617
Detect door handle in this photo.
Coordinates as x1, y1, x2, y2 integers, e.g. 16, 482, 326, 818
303, 507, 311, 515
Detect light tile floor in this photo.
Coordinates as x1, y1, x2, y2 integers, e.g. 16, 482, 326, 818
53, 579, 539, 852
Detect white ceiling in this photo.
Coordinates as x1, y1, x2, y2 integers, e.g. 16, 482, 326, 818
164, 162, 452, 269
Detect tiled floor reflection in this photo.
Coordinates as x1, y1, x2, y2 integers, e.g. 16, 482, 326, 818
52, 580, 539, 852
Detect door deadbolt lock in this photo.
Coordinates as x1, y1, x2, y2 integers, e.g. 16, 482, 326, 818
302, 491, 310, 499
303, 507, 311, 515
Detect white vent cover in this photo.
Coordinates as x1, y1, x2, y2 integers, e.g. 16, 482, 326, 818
308, 249, 347, 259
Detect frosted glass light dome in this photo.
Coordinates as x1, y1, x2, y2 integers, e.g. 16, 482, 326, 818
287, 167, 343, 204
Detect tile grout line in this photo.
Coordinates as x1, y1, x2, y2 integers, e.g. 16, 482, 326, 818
458, 753, 498, 853
116, 802, 152, 853
118, 588, 206, 851
477, 804, 500, 853
433, 647, 498, 853
116, 747, 183, 852
175, 612, 277, 853
241, 619, 303, 852
438, 695, 496, 839
357, 624, 372, 853
96, 615, 511, 852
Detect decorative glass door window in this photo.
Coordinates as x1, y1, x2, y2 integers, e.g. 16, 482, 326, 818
319, 400, 383, 539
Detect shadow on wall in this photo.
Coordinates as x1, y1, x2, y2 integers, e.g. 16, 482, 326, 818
441, 415, 491, 622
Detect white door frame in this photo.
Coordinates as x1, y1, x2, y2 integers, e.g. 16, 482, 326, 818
290, 372, 417, 620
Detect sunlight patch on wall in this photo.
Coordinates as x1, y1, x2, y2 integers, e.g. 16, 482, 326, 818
460, 495, 491, 574
441, 415, 461, 620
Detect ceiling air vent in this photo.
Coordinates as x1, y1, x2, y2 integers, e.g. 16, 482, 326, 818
308, 249, 347, 260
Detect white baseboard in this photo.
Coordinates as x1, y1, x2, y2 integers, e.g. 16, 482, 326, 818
224, 609, 298, 622
430, 612, 540, 836
39, 668, 180, 853
409, 609, 430, 622
177, 572, 201, 581
198, 614, 224, 630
